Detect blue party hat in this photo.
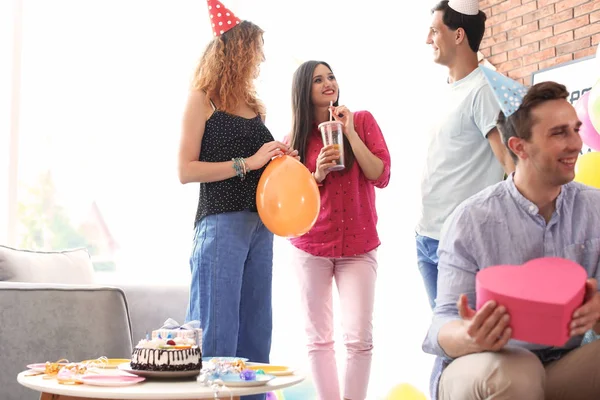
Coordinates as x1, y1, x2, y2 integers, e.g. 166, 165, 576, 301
479, 65, 528, 117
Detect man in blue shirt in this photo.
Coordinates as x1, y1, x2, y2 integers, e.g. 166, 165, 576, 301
423, 69, 600, 399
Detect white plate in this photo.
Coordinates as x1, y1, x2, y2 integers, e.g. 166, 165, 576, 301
117, 363, 200, 379
81, 374, 145, 387
217, 373, 275, 387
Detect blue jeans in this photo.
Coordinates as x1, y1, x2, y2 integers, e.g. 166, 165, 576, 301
416, 234, 439, 310
186, 211, 273, 400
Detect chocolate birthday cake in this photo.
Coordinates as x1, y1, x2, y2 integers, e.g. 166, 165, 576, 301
130, 320, 203, 373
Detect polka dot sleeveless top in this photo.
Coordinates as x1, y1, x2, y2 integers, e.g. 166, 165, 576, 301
194, 105, 274, 226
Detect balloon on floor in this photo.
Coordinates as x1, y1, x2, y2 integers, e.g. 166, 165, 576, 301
386, 383, 427, 400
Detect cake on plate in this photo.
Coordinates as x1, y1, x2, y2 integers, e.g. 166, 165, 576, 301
130, 319, 203, 372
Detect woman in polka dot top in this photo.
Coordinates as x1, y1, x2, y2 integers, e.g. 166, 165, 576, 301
177, 4, 296, 398
287, 60, 391, 400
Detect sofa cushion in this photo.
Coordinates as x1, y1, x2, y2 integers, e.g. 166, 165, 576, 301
0, 282, 133, 400
0, 245, 95, 284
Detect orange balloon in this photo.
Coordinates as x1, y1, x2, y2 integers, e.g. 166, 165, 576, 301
256, 155, 320, 238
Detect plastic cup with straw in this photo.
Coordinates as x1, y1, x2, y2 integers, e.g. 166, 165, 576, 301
318, 101, 345, 171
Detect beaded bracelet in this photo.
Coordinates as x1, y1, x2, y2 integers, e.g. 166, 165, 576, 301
232, 157, 249, 180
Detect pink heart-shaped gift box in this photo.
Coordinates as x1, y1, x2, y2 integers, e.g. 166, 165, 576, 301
476, 257, 587, 346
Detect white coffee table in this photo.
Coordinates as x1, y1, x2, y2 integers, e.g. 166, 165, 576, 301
17, 370, 305, 399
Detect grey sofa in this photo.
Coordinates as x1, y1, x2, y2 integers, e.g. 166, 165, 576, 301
0, 245, 190, 400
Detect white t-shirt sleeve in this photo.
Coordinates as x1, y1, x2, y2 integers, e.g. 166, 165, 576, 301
472, 84, 501, 139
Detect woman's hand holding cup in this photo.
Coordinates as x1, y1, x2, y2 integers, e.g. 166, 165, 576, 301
314, 145, 340, 183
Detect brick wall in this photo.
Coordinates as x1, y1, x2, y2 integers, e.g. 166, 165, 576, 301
479, 0, 600, 85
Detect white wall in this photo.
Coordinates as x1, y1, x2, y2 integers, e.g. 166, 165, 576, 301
0, 0, 16, 246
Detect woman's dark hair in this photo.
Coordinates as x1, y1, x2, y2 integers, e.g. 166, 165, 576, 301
290, 60, 355, 170
432, 0, 487, 52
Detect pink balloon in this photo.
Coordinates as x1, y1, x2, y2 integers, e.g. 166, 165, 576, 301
575, 91, 600, 151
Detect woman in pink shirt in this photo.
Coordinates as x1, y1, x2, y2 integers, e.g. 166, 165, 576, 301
287, 60, 391, 400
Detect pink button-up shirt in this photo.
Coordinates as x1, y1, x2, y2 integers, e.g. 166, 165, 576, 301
290, 110, 391, 258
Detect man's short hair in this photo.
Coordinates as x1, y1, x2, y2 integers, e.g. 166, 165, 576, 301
431, 0, 487, 53
497, 81, 570, 163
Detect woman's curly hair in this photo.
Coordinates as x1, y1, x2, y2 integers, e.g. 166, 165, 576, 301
191, 21, 266, 116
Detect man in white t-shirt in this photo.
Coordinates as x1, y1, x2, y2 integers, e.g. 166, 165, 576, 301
417, 0, 515, 310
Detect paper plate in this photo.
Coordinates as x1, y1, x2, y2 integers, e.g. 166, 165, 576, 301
26, 363, 68, 373
202, 357, 249, 362
217, 373, 275, 387
81, 358, 131, 369
81, 374, 145, 387
247, 365, 295, 376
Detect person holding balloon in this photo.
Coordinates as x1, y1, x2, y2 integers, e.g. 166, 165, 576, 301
177, 3, 297, 400
286, 60, 391, 400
